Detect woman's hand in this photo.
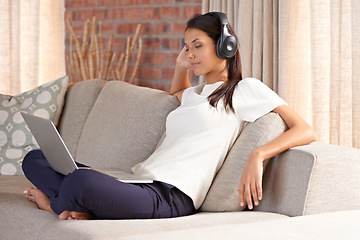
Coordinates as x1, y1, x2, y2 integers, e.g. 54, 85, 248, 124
236, 105, 316, 210
170, 47, 192, 101
237, 151, 264, 210
176, 46, 191, 70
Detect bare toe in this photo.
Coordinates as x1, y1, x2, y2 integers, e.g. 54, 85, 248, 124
59, 210, 72, 220
59, 211, 92, 220
24, 187, 36, 202
24, 188, 54, 213
72, 211, 92, 220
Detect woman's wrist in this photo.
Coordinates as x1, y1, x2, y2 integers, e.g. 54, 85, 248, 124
249, 149, 266, 163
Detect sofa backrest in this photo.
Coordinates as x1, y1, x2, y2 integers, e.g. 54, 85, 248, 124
74, 81, 180, 171
58, 79, 106, 159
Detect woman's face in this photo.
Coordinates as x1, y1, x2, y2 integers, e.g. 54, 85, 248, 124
184, 28, 227, 80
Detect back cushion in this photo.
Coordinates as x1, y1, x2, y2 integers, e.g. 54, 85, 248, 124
75, 81, 180, 171
200, 112, 288, 212
58, 79, 106, 159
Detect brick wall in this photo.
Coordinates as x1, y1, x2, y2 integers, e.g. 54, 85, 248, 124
65, 0, 202, 91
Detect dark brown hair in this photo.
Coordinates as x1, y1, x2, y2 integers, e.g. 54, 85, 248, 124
186, 13, 242, 112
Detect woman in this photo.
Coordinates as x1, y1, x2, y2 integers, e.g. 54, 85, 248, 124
23, 12, 315, 220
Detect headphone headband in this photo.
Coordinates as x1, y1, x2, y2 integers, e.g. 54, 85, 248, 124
210, 12, 229, 26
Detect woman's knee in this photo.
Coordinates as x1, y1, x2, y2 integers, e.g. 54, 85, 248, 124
61, 169, 95, 197
22, 149, 45, 173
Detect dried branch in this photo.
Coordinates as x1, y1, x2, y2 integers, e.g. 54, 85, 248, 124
104, 35, 114, 81
121, 36, 131, 81
68, 35, 75, 81
98, 20, 104, 79
89, 17, 97, 79
129, 24, 141, 56
105, 52, 117, 81
116, 53, 125, 73
66, 18, 143, 83
81, 19, 90, 79
72, 52, 81, 82
130, 38, 143, 84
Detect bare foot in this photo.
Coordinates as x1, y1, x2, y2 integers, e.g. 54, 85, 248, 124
59, 210, 93, 220
23, 187, 54, 213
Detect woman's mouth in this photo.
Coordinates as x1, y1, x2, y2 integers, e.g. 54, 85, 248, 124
190, 62, 199, 68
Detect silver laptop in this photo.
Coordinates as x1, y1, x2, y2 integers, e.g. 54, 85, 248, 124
21, 112, 153, 183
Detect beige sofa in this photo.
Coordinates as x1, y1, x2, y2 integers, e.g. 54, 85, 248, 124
1, 79, 360, 239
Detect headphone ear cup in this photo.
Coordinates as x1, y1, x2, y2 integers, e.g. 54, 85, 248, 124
222, 35, 237, 59
216, 30, 238, 59
216, 37, 224, 59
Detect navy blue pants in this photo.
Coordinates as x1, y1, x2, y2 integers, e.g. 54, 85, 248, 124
22, 150, 195, 219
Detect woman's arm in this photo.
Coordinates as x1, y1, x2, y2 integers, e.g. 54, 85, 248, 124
170, 47, 192, 102
237, 105, 316, 210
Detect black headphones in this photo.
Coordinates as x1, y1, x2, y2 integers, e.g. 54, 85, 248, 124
210, 12, 238, 60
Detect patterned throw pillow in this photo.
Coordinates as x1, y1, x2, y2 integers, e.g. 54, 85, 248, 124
0, 76, 68, 175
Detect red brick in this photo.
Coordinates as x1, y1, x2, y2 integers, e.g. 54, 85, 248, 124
76, 9, 106, 21
125, 66, 137, 78
153, 22, 172, 34
140, 66, 161, 79
171, 53, 179, 65
161, 7, 180, 19
162, 68, 175, 80
141, 52, 152, 64
153, 0, 172, 4
100, 0, 118, 6
65, 11, 75, 22
135, 0, 151, 4
140, 22, 152, 34
117, 0, 135, 6
112, 37, 126, 50
124, 8, 142, 20
161, 38, 180, 50
67, 22, 85, 35
151, 52, 169, 65
116, 22, 136, 34
143, 7, 160, 20
142, 52, 169, 66
143, 38, 161, 50
107, 8, 124, 19
99, 22, 114, 34
181, 0, 200, 3
66, 0, 101, 8
183, 5, 201, 19
173, 21, 187, 34
140, 81, 170, 92
115, 65, 135, 81
128, 50, 143, 66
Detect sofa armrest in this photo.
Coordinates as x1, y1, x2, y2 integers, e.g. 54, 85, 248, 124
255, 142, 360, 216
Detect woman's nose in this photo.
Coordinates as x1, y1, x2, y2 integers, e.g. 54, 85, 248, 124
188, 51, 195, 59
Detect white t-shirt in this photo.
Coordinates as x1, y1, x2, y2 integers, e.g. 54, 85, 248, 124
132, 78, 287, 209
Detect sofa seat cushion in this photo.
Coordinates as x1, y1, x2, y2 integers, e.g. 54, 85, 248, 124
75, 81, 180, 171
1, 175, 358, 240
123, 210, 360, 240
0, 175, 288, 240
